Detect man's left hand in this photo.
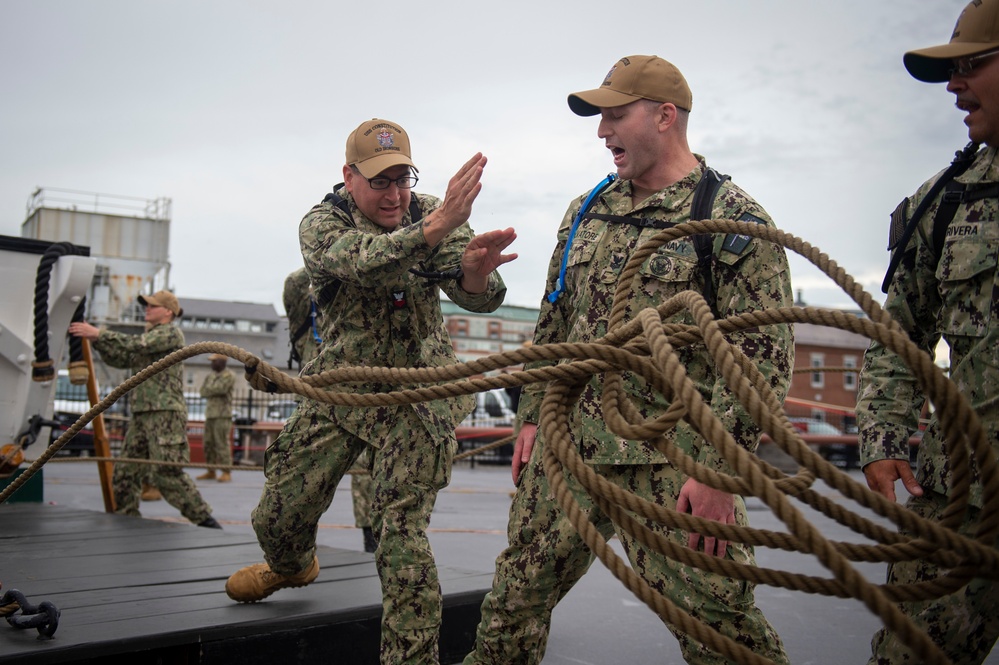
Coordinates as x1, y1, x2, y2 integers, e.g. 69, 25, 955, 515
459, 227, 518, 293
676, 477, 735, 557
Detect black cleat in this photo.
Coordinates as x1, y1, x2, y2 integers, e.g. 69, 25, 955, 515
198, 516, 223, 529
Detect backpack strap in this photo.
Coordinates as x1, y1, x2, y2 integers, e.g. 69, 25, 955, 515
932, 181, 965, 261
690, 167, 731, 315
881, 142, 980, 293
288, 300, 310, 368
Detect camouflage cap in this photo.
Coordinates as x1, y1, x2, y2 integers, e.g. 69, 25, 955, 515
345, 118, 418, 179
138, 290, 183, 317
904, 0, 999, 82
568, 55, 693, 117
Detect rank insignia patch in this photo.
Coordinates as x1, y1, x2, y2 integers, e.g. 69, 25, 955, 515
722, 213, 766, 254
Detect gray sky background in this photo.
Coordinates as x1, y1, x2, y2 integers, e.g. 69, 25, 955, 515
0, 0, 972, 315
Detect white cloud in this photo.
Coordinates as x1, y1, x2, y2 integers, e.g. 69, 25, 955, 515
0, 0, 972, 315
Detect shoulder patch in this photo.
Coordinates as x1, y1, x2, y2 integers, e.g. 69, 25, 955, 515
721, 213, 767, 255
887, 197, 909, 251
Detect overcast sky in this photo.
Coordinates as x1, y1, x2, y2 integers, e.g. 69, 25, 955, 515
0, 0, 972, 316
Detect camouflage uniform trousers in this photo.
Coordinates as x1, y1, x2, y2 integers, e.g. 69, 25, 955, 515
465, 439, 788, 665
869, 491, 999, 665
202, 416, 233, 467
251, 397, 456, 664
114, 410, 214, 524
350, 447, 374, 529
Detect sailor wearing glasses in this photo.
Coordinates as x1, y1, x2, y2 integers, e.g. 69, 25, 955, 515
227, 118, 517, 664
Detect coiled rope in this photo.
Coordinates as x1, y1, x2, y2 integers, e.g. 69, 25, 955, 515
2, 219, 995, 665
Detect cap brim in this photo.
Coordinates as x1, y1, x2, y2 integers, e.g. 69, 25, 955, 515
904, 42, 999, 82
137, 295, 151, 307
354, 153, 418, 179
568, 88, 644, 116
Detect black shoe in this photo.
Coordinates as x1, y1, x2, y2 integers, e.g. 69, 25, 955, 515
198, 517, 223, 529
362, 526, 377, 553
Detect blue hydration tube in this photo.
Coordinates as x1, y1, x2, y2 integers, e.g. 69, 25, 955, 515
547, 173, 617, 303
309, 300, 323, 344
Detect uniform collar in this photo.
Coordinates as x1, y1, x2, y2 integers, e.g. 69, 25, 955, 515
612, 156, 707, 213
957, 145, 999, 184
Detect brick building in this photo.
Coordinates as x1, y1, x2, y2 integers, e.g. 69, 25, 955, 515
786, 321, 871, 432
440, 300, 539, 370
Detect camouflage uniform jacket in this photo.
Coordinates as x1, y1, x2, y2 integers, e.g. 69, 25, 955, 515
200, 369, 234, 419
93, 323, 185, 414
519, 159, 794, 472
858, 146, 999, 508
283, 266, 321, 367
299, 186, 507, 447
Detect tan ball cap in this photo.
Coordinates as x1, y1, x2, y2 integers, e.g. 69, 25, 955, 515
345, 118, 418, 178
904, 0, 999, 83
138, 290, 183, 317
568, 55, 693, 117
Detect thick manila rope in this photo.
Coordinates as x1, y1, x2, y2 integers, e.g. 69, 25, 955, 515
2, 220, 996, 664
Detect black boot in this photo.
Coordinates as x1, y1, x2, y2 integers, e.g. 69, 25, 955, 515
362, 526, 377, 553
198, 516, 223, 529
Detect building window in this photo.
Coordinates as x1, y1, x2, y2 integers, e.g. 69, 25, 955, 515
810, 353, 825, 389
843, 355, 858, 391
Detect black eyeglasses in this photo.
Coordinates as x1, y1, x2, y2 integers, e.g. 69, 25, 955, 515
950, 48, 999, 77
351, 166, 419, 190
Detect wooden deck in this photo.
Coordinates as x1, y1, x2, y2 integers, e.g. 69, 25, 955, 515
0, 504, 490, 664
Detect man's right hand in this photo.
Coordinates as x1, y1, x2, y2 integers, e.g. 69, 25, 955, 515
421, 153, 487, 247
512, 422, 537, 485
863, 459, 923, 503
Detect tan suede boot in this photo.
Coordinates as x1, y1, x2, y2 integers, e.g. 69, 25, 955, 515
196, 469, 217, 480
218, 471, 232, 483
141, 483, 162, 501
225, 556, 319, 603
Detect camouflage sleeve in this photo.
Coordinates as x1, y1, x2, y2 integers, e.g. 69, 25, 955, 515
221, 369, 235, 393
300, 195, 440, 289
698, 193, 794, 475
283, 268, 309, 326
518, 200, 580, 425
857, 187, 942, 467
94, 326, 181, 370
200, 372, 233, 398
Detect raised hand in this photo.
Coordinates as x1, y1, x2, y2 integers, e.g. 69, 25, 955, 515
421, 153, 488, 247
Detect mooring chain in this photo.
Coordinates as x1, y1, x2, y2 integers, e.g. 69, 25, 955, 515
2, 219, 996, 665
